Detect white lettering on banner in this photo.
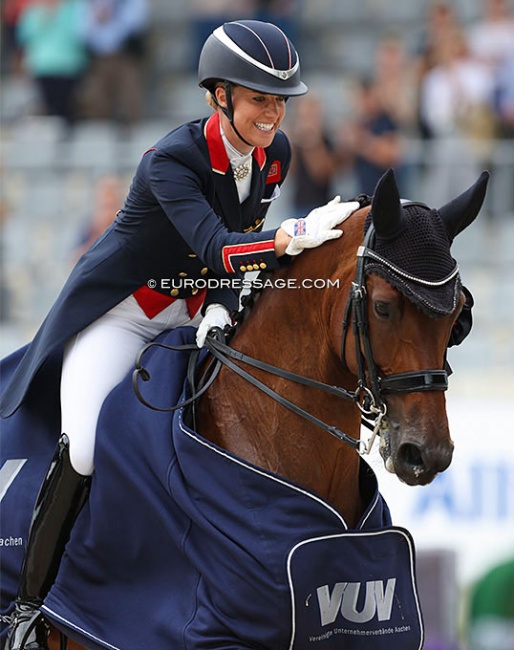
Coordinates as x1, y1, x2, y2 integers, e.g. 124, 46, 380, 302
412, 460, 514, 521
0, 536, 23, 546
317, 579, 397, 626
0, 459, 27, 502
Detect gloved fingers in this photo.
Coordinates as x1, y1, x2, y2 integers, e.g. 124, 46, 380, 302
305, 200, 360, 230
319, 229, 344, 242
284, 229, 343, 255
320, 200, 361, 228
305, 194, 341, 220
196, 305, 232, 347
196, 323, 225, 347
301, 229, 343, 247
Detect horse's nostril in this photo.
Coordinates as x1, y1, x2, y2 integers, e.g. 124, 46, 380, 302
398, 442, 424, 469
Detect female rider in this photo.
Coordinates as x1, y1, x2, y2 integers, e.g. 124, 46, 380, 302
1, 19, 358, 649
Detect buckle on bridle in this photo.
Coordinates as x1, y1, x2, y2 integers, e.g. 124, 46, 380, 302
355, 384, 380, 417
358, 404, 388, 455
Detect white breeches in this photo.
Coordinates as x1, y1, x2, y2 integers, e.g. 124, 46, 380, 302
60, 295, 203, 475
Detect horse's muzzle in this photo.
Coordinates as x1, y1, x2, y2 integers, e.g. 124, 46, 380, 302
392, 438, 454, 486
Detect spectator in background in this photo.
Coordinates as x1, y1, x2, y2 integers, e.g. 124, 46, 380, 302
337, 76, 405, 196
79, 0, 149, 124
466, 0, 514, 215
373, 34, 418, 135
287, 94, 342, 217
415, 2, 460, 74
419, 28, 495, 142
15, 0, 88, 124
468, 0, 514, 141
418, 27, 494, 205
73, 174, 125, 262
467, 0, 514, 76
413, 2, 460, 139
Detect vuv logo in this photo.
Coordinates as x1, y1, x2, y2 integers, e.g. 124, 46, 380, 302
316, 579, 397, 626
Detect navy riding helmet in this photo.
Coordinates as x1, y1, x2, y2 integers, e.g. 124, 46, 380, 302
198, 19, 308, 98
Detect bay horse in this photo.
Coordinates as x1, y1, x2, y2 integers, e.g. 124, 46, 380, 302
3, 168, 488, 650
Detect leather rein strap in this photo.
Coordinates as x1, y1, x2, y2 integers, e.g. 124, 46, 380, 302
204, 330, 362, 450
132, 331, 363, 450
133, 223, 449, 453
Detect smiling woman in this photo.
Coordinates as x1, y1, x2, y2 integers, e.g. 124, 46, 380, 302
1, 17, 364, 650
212, 85, 287, 151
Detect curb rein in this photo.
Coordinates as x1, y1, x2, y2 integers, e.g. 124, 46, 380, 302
132, 222, 449, 456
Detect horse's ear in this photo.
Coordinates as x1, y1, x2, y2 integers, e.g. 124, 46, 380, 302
438, 170, 490, 241
371, 168, 404, 238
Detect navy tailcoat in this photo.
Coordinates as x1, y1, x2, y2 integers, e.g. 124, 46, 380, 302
0, 113, 291, 418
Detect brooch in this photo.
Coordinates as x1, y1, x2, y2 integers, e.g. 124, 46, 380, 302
233, 162, 251, 182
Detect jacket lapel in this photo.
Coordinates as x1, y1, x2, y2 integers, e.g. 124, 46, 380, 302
205, 113, 267, 232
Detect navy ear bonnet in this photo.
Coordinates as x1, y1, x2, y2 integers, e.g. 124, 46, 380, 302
362, 168, 488, 317
364, 203, 461, 317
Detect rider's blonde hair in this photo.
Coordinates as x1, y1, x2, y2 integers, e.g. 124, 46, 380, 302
205, 82, 224, 111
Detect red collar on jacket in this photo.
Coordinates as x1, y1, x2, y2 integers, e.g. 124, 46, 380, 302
205, 113, 266, 174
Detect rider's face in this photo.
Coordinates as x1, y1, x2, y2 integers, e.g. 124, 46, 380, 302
217, 85, 286, 153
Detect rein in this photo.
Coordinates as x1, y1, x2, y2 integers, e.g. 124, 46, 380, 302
132, 342, 222, 412
132, 330, 365, 450
204, 330, 362, 450
133, 217, 450, 455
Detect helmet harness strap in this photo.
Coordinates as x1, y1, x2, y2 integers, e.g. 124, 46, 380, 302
211, 81, 255, 149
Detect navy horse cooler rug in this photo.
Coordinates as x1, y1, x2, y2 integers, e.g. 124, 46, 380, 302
0, 328, 424, 649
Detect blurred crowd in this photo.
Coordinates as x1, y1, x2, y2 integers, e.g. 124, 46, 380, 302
1, 0, 149, 124
2, 0, 513, 136
1, 0, 513, 205
286, 0, 514, 208
1, 0, 513, 332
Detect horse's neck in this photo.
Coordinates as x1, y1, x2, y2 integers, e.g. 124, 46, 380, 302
197, 222, 366, 526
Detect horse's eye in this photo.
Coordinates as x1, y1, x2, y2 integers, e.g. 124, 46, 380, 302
374, 301, 390, 319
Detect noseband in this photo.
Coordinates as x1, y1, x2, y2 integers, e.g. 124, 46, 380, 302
133, 217, 450, 454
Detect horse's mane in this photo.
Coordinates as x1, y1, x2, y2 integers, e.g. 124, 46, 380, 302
232, 273, 269, 329
231, 194, 373, 333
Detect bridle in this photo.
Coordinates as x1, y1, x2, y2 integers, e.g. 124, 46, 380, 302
340, 217, 451, 450
133, 211, 452, 455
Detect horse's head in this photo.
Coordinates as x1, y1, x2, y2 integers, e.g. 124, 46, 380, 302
344, 169, 489, 486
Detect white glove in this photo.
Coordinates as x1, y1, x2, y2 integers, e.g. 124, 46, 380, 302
196, 304, 232, 347
281, 196, 360, 256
